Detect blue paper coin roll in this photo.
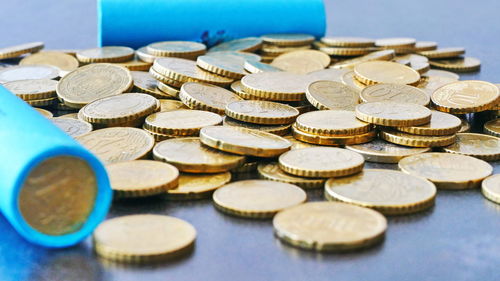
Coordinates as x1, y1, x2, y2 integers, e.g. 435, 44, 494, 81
98, 0, 326, 48
0, 86, 112, 248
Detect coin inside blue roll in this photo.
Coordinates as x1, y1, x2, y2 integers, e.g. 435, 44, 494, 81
0, 85, 112, 248
98, 0, 326, 48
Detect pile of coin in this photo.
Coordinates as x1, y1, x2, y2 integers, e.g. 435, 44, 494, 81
0, 34, 499, 262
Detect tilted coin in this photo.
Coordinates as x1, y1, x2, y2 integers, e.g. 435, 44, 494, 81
305, 80, 359, 110
159, 99, 188, 112
107, 160, 179, 198
340, 71, 366, 91
271, 50, 330, 74
130, 71, 172, 98
355, 102, 431, 126
142, 128, 176, 142
146, 41, 206, 58
261, 33, 315, 46
398, 152, 493, 189
375, 37, 416, 49
34, 108, 53, 118
442, 133, 500, 161
52, 117, 93, 137
113, 57, 152, 71
76, 127, 154, 164
360, 84, 430, 106
397, 111, 462, 136
410, 61, 430, 74
179, 82, 242, 114
414, 41, 438, 52
257, 162, 325, 189
244, 60, 282, 74
292, 125, 376, 146
0, 42, 44, 59
273, 202, 387, 251
56, 64, 133, 109
332, 50, 395, 69
165, 172, 232, 200
149, 67, 184, 88
240, 72, 309, 101
157, 81, 180, 98
144, 109, 222, 136
20, 51, 79, 74
0, 65, 59, 83
58, 112, 79, 119
153, 137, 245, 173
295, 110, 372, 136
419, 47, 465, 59
278, 147, 364, 178
354, 61, 421, 85
325, 169, 436, 215
213, 180, 307, 218
431, 81, 499, 114
196, 54, 248, 79
380, 129, 456, 147
200, 126, 291, 157
230, 80, 262, 100
346, 138, 430, 163
93, 214, 196, 263
320, 37, 375, 47
76, 46, 135, 63
417, 76, 457, 96
423, 69, 460, 80
481, 174, 500, 205
3, 79, 57, 100
222, 116, 291, 136
306, 68, 349, 83
209, 37, 263, 52
231, 157, 260, 174
225, 100, 299, 125
484, 118, 500, 137
429, 57, 481, 72
136, 46, 160, 63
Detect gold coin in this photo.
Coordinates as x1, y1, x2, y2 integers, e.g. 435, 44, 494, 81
0, 42, 44, 59
136, 46, 160, 63
225, 100, 299, 125
20, 51, 79, 75
58, 112, 79, 119
240, 72, 309, 101
3, 79, 57, 100
149, 68, 185, 89
295, 110, 372, 136
80, 93, 159, 125
332, 50, 395, 69
305, 80, 359, 110
209, 37, 263, 52
229, 80, 262, 100
261, 44, 312, 57
152, 57, 233, 86
76, 46, 134, 63
113, 57, 152, 71
410, 61, 430, 74
271, 50, 330, 74
107, 160, 179, 198
26, 97, 57, 106
213, 180, 306, 218
341, 71, 366, 91
157, 81, 180, 98
395, 53, 429, 65
317, 46, 374, 57
179, 82, 242, 114
442, 133, 500, 161
325, 169, 436, 215
231, 157, 260, 173
261, 33, 314, 46
398, 152, 492, 189
204, 51, 260, 63
419, 47, 465, 59
279, 147, 364, 178
481, 174, 500, 204
375, 37, 416, 49
306, 68, 349, 83
346, 138, 430, 163
52, 117, 92, 137
416, 75, 457, 96
165, 172, 231, 200
200, 126, 291, 157
146, 41, 206, 58
432, 81, 500, 114
429, 57, 480, 72
142, 127, 175, 142
57, 64, 133, 109
414, 41, 438, 52
273, 201, 387, 251
196, 55, 247, 79
257, 162, 325, 189
34, 108, 53, 118
380, 129, 456, 147
18, 156, 96, 235
484, 118, 500, 137
0, 65, 59, 83
153, 137, 245, 173
354, 61, 421, 85
320, 37, 374, 47
360, 84, 429, 106
144, 109, 222, 136
355, 102, 431, 126
76, 127, 154, 164
423, 69, 460, 80
222, 116, 291, 136
283, 135, 321, 149
397, 111, 462, 136
243, 60, 282, 74
159, 99, 188, 112
292, 125, 376, 146
130, 71, 172, 98
93, 214, 196, 263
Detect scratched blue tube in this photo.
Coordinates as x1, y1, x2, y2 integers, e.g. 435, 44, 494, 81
98, 0, 326, 48
0, 85, 112, 248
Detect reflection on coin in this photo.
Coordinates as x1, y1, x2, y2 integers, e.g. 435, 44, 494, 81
179, 82, 242, 114
261, 34, 314, 46
222, 116, 291, 136
481, 174, 500, 205
0, 65, 60, 83
257, 162, 325, 189
380, 129, 456, 147
397, 111, 462, 136
52, 117, 92, 137
3, 79, 57, 100
240, 72, 309, 101
77, 46, 134, 63
225, 100, 299, 125
355, 102, 431, 126
295, 110, 372, 136
147, 41, 206, 58
398, 152, 493, 189
360, 84, 429, 106
144, 110, 222, 136
20, 51, 79, 73
431, 81, 499, 114
442, 133, 500, 161
244, 60, 282, 74
484, 118, 500, 137
165, 172, 232, 200
354, 61, 420, 85
0, 42, 44, 59
213, 180, 306, 218
306, 80, 359, 110
273, 202, 387, 251
346, 139, 430, 163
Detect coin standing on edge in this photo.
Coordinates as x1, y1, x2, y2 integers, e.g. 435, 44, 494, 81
481, 174, 500, 205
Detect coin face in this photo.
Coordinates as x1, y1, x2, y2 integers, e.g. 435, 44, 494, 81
325, 169, 436, 215
295, 110, 372, 136
179, 82, 242, 114
346, 139, 430, 163
52, 117, 93, 137
244, 60, 282, 74
398, 152, 493, 189
18, 156, 96, 235
159, 99, 188, 112
200, 126, 292, 157
93, 214, 196, 263
271, 50, 330, 74
278, 147, 364, 178
354, 61, 421, 85
0, 65, 60, 83
225, 100, 299, 125
213, 180, 306, 218
380, 129, 456, 147
261, 33, 314, 46
257, 162, 325, 189
144, 110, 222, 135
76, 127, 154, 164
273, 202, 387, 251
355, 101, 431, 126
360, 84, 430, 106
107, 160, 179, 198
166, 172, 232, 199
397, 111, 461, 136
240, 72, 309, 101
56, 64, 133, 109
76, 46, 135, 63
20, 51, 79, 73
443, 133, 500, 161
431, 81, 499, 113
0, 41, 44, 59
147, 41, 206, 57
3, 79, 57, 100
306, 80, 359, 110
481, 174, 500, 204
153, 137, 245, 173
196, 55, 247, 79
484, 118, 500, 137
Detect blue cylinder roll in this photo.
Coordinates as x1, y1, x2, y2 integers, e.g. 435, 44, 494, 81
98, 0, 326, 48
0, 85, 112, 248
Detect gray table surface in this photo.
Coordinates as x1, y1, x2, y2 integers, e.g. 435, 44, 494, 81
1, 0, 499, 280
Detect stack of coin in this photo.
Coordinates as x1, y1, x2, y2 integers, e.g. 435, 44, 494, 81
260, 34, 315, 62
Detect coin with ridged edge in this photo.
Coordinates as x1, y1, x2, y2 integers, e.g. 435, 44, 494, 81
414, 41, 437, 52
261, 34, 314, 46
165, 172, 232, 200
3, 79, 57, 100
225, 100, 299, 125
240, 72, 309, 101
332, 50, 395, 69
321, 37, 374, 47
375, 37, 416, 49
113, 57, 152, 71
209, 37, 263, 52
429, 57, 480, 72
144, 110, 222, 136
431, 81, 500, 114
131, 71, 173, 98
346, 139, 430, 163
146, 41, 206, 58
360, 84, 429, 106
354, 61, 420, 85
397, 111, 461, 136
179, 82, 242, 114
222, 116, 291, 136
76, 46, 134, 63
341, 71, 366, 92
295, 110, 372, 136
0, 42, 44, 59
257, 162, 325, 189
51, 117, 93, 137
442, 133, 500, 161
355, 102, 431, 126
481, 174, 500, 205
484, 118, 500, 137
306, 80, 359, 110
244, 60, 282, 74
196, 55, 248, 79
419, 47, 465, 59
292, 125, 376, 146
159, 99, 188, 112
0, 65, 60, 83
380, 129, 456, 147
